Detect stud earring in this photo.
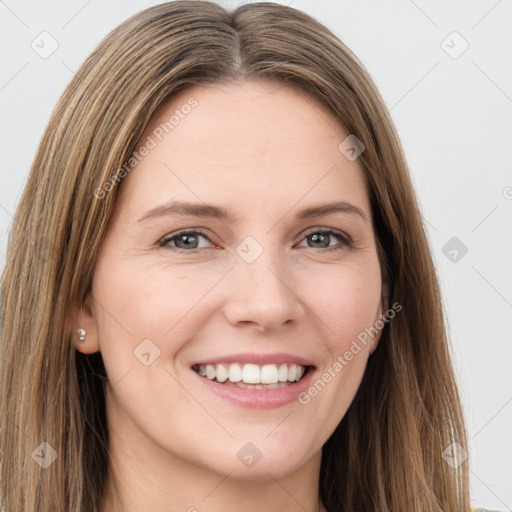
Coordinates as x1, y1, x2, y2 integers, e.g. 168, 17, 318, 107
76, 328, 86, 342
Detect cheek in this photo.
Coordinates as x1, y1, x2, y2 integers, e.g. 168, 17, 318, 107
295, 266, 381, 438
299, 259, 382, 348
91, 255, 226, 391
94, 257, 211, 338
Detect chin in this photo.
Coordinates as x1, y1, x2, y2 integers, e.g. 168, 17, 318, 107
200, 439, 318, 481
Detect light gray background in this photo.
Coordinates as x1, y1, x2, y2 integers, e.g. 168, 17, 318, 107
1, 0, 511, 510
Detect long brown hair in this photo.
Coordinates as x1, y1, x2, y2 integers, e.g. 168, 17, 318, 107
0, 1, 470, 510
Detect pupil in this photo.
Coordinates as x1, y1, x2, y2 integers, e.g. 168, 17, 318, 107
178, 234, 197, 249
310, 233, 328, 248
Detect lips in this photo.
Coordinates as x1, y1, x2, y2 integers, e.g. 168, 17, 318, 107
190, 353, 315, 407
192, 353, 315, 367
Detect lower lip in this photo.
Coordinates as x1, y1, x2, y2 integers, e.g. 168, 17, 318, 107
193, 368, 315, 409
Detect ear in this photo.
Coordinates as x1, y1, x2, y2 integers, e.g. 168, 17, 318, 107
69, 293, 101, 354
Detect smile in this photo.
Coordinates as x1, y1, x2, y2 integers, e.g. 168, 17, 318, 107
192, 362, 308, 389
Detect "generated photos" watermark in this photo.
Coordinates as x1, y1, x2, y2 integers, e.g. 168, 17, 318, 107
298, 301, 402, 405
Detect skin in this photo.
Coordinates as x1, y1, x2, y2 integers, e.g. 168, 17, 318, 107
73, 79, 384, 512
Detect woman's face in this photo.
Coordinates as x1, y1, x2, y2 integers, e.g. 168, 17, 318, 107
80, 79, 383, 479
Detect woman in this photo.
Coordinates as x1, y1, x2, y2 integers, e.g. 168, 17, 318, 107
0, 1, 496, 511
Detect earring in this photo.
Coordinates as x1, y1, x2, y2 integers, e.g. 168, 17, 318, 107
76, 328, 86, 342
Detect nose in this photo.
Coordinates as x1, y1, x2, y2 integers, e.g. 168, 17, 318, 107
223, 247, 305, 332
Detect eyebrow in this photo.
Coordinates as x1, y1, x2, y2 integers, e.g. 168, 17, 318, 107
137, 200, 368, 223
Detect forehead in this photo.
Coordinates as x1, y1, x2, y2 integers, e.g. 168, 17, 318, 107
116, 79, 370, 221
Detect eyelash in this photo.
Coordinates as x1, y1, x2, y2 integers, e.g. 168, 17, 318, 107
158, 227, 352, 253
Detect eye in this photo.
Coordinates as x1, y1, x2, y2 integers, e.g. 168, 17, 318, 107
297, 228, 351, 251
158, 227, 351, 253
158, 229, 214, 252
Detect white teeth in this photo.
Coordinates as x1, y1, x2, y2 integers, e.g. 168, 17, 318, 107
288, 364, 297, 382
195, 362, 307, 385
242, 363, 260, 384
278, 364, 288, 382
206, 364, 215, 380
260, 364, 279, 384
215, 364, 228, 383
228, 363, 242, 382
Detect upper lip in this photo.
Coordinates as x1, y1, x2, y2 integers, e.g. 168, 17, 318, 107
191, 352, 315, 367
